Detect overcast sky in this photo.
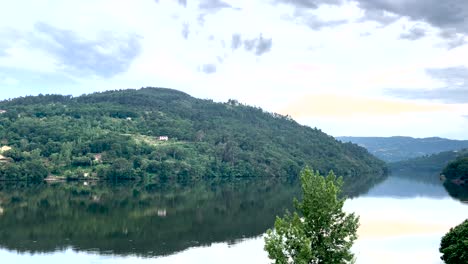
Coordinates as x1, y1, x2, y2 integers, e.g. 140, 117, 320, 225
1, 0, 468, 139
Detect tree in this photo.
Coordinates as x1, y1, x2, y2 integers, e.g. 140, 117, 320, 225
264, 168, 359, 264
440, 219, 468, 264
442, 157, 468, 181
109, 158, 135, 180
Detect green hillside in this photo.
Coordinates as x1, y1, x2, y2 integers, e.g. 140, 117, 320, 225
338, 136, 468, 162
442, 157, 468, 182
0, 88, 386, 182
389, 149, 468, 173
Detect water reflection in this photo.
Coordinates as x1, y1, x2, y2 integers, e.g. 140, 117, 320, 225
1, 168, 467, 264
0, 174, 384, 259
366, 167, 468, 201
443, 182, 468, 203
0, 179, 299, 258
365, 174, 447, 198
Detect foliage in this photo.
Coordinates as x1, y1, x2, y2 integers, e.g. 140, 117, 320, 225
440, 219, 468, 264
0, 88, 386, 181
264, 168, 359, 264
390, 149, 468, 175
443, 182, 468, 202
442, 157, 468, 181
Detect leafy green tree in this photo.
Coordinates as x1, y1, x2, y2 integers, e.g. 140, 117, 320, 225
109, 158, 135, 180
24, 160, 48, 182
264, 168, 359, 264
443, 157, 468, 181
440, 219, 468, 264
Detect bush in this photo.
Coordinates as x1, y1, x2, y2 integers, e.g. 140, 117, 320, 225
440, 220, 468, 264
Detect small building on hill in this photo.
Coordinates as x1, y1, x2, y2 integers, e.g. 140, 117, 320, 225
0, 110, 6, 114
158, 136, 169, 141
94, 154, 103, 162
0, 155, 9, 163
0, 146, 12, 153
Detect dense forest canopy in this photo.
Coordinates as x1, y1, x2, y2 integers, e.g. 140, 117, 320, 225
389, 149, 468, 173
442, 157, 468, 182
338, 136, 468, 162
0, 88, 386, 182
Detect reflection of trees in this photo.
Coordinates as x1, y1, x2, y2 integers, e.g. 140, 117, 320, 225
443, 182, 468, 204
0, 176, 382, 258
342, 173, 387, 198
389, 164, 468, 203
0, 179, 299, 257
390, 168, 442, 185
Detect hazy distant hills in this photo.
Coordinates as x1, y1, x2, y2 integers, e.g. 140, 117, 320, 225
337, 136, 468, 162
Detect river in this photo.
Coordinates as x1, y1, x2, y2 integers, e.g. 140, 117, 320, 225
0, 171, 466, 264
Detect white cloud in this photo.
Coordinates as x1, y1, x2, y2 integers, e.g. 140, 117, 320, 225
0, 0, 467, 138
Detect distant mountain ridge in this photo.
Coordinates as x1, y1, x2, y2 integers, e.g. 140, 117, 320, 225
337, 136, 468, 162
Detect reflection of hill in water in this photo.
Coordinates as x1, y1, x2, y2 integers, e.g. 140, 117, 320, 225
366, 165, 448, 198
365, 175, 448, 198
366, 166, 468, 202
0, 179, 299, 258
0, 175, 383, 258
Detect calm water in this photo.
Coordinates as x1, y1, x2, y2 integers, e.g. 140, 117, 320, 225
0, 172, 466, 264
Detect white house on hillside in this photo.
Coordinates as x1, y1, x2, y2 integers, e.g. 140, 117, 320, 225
158, 136, 169, 141
0, 146, 11, 153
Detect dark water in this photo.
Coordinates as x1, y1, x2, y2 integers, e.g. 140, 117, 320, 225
0, 171, 466, 264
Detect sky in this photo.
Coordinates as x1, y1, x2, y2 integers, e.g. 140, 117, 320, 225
1, 0, 468, 139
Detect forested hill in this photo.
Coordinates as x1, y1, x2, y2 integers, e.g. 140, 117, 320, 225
389, 149, 468, 173
0, 88, 386, 182
442, 157, 468, 182
338, 136, 468, 162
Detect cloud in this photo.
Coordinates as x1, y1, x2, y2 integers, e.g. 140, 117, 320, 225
227, 33, 273, 56
0, 45, 7, 57
182, 23, 190, 39
388, 89, 468, 104
439, 29, 467, 49
426, 66, 468, 86
275, 0, 343, 9
200, 63, 217, 74
354, 0, 468, 36
0, 29, 21, 57
231, 34, 242, 50
178, 0, 187, 7
199, 0, 232, 11
399, 26, 426, 40
280, 94, 454, 118
359, 9, 400, 26
289, 8, 348, 30
302, 15, 347, 30
276, 1, 348, 30
386, 66, 468, 103
243, 35, 273, 56
28, 22, 142, 78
